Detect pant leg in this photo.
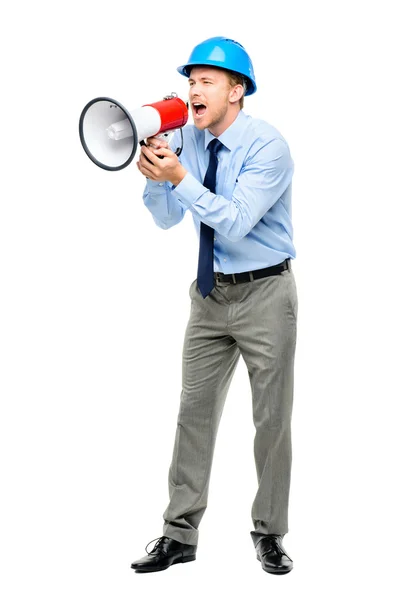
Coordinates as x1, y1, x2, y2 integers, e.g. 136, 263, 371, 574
162, 279, 241, 545
230, 266, 298, 548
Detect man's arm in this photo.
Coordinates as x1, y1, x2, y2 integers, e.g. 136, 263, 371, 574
143, 180, 187, 230
172, 138, 294, 242
139, 137, 188, 230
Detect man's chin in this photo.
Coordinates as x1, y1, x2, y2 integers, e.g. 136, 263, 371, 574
193, 120, 208, 131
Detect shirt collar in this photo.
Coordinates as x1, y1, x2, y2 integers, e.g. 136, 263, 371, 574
204, 110, 247, 152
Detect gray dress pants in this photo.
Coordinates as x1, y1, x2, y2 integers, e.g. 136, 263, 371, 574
162, 261, 298, 548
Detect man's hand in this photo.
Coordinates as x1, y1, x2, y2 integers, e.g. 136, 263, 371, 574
143, 136, 169, 151
137, 137, 187, 187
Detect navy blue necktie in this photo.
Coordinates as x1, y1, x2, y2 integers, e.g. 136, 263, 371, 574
197, 138, 223, 298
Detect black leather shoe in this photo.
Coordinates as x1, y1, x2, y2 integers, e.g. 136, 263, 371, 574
255, 534, 293, 574
130, 536, 197, 572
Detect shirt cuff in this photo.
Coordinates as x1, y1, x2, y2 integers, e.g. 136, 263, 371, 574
171, 172, 207, 207
146, 179, 169, 190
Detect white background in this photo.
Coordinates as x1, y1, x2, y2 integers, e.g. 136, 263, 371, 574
1, 1, 399, 598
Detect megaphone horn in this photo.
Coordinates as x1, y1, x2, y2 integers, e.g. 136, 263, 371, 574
79, 93, 188, 171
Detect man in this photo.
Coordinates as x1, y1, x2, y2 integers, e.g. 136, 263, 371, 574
130, 36, 298, 575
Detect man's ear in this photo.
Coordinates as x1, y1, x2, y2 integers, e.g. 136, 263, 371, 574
229, 84, 244, 104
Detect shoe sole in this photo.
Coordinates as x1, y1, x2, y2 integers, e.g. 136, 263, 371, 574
257, 554, 292, 575
132, 554, 196, 572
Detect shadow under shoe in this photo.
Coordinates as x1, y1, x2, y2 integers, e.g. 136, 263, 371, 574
255, 534, 293, 575
131, 536, 197, 572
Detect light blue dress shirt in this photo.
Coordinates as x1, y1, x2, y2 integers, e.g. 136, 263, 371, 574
143, 110, 295, 274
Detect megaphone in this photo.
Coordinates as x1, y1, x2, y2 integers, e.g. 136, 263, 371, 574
79, 93, 188, 171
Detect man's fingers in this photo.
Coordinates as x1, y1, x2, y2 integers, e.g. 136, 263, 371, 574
138, 162, 155, 178
137, 143, 177, 180
146, 136, 169, 149
153, 147, 175, 158
139, 165, 155, 179
137, 156, 156, 179
141, 144, 160, 164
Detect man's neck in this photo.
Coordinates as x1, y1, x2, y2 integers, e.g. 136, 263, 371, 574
208, 108, 241, 137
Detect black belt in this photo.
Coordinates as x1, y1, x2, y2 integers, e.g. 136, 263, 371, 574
214, 259, 290, 284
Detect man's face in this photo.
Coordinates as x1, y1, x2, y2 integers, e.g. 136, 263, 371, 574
188, 66, 233, 132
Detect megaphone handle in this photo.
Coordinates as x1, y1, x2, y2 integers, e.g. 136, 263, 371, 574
140, 128, 183, 161
140, 139, 164, 163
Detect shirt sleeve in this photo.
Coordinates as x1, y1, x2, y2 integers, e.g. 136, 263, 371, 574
143, 180, 188, 229
142, 133, 188, 229
171, 138, 294, 242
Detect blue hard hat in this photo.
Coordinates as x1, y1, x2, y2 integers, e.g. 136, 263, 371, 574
177, 36, 257, 96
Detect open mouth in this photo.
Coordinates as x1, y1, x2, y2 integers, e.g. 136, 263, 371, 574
192, 102, 207, 118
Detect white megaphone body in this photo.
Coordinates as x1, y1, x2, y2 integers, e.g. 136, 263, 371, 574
79, 93, 188, 171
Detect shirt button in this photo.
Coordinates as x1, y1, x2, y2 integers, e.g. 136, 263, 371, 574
224, 258, 227, 262
158, 183, 163, 187
214, 237, 216, 241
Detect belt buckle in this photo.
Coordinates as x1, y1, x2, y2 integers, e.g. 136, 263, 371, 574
231, 273, 237, 284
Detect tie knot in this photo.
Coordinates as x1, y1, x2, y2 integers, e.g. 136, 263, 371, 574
207, 138, 223, 156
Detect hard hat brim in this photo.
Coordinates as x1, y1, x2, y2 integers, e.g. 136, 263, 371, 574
176, 62, 256, 96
